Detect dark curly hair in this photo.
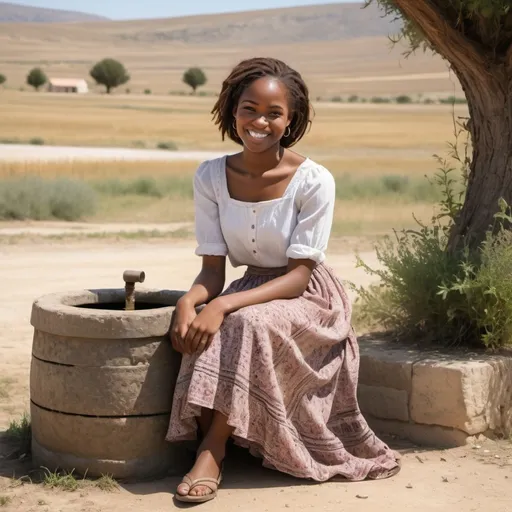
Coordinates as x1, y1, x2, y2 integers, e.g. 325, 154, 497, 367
211, 57, 313, 148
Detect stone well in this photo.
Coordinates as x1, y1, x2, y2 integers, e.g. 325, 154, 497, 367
29, 286, 190, 480
357, 337, 512, 447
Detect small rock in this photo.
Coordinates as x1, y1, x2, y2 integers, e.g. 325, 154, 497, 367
484, 449, 490, 454
472, 445, 481, 450
415, 455, 424, 464
406, 484, 413, 489
442, 476, 449, 483
356, 495, 369, 500
440, 457, 447, 462
494, 455, 501, 459
285, 505, 290, 508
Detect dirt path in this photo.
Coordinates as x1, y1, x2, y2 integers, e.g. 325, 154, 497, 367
0, 238, 511, 511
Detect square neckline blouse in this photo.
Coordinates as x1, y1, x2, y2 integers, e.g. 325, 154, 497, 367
194, 156, 336, 268
221, 155, 312, 207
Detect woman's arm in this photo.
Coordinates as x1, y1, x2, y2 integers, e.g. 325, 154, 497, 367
213, 258, 315, 315
171, 255, 225, 354
182, 259, 315, 355
178, 255, 226, 308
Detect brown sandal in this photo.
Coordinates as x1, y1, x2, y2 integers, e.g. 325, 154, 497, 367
175, 472, 223, 503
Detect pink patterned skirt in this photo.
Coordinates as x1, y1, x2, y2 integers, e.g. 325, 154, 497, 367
166, 263, 400, 482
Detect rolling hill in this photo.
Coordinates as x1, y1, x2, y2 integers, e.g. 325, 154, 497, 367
0, 1, 108, 23
0, 2, 459, 97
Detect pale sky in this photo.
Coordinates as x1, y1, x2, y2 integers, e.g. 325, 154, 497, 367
8, 0, 357, 20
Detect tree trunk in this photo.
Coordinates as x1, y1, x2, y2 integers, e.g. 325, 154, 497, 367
389, 1, 512, 253
447, 69, 512, 252
106, 85, 111, 94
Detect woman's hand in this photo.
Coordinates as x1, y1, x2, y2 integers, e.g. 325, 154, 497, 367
182, 298, 227, 355
170, 297, 198, 354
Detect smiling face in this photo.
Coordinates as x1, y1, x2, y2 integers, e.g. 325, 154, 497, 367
233, 76, 292, 153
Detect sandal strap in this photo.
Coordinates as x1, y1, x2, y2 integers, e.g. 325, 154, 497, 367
180, 474, 193, 487
188, 477, 220, 493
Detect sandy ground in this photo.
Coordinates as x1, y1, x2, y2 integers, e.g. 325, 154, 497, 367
0, 143, 435, 163
0, 144, 226, 163
0, 229, 511, 511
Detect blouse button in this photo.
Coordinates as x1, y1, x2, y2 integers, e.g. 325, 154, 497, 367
253, 250, 257, 254
252, 239, 255, 243
252, 209, 256, 214
251, 225, 255, 229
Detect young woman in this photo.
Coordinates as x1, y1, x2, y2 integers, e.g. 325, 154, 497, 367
166, 57, 400, 503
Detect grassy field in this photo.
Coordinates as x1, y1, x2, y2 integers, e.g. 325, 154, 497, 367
0, 92, 468, 237
0, 158, 452, 237
0, 91, 468, 155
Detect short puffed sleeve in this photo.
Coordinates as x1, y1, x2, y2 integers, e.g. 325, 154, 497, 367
194, 161, 229, 257
286, 166, 335, 263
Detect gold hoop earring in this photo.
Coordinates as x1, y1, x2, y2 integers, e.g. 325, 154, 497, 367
232, 119, 237, 131
284, 126, 291, 137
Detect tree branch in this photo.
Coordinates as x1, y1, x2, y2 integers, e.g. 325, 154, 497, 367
392, 0, 489, 78
392, 0, 508, 111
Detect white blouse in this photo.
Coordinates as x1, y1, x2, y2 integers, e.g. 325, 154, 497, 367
193, 155, 335, 268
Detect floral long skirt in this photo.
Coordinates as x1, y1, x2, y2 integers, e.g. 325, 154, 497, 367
166, 263, 400, 482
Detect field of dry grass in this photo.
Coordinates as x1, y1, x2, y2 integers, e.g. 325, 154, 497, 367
0, 90, 469, 236
0, 91, 468, 155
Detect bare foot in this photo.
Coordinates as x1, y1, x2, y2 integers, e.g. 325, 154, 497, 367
177, 439, 225, 498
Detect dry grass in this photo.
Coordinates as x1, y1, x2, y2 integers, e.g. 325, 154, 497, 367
0, 377, 15, 399
0, 157, 442, 235
0, 496, 12, 507
0, 89, 464, 235
0, 91, 468, 155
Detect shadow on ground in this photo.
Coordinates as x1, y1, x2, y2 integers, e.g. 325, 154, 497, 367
0, 430, 424, 498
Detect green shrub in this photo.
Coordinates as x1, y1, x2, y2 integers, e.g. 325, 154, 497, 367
354, 123, 512, 349
348, 95, 359, 103
93, 177, 162, 197
29, 137, 44, 145
439, 96, 468, 105
331, 96, 343, 102
144, 88, 151, 95
395, 95, 412, 104
334, 173, 445, 203
371, 96, 391, 104
156, 141, 178, 150
92, 176, 193, 199
0, 177, 97, 221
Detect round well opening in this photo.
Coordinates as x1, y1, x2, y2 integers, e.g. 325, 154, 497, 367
76, 302, 171, 311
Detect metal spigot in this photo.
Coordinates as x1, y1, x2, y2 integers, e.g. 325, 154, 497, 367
123, 270, 145, 310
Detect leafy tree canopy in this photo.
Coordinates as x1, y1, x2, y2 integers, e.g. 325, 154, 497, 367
90, 58, 130, 94
183, 67, 207, 93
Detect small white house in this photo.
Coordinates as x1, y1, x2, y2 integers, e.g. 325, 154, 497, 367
48, 78, 89, 94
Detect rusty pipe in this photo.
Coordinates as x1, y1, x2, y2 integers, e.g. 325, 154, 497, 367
123, 270, 145, 311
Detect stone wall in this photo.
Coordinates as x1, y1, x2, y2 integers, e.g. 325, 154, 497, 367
357, 338, 512, 448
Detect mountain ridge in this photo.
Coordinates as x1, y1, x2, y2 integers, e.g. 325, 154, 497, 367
0, 1, 109, 23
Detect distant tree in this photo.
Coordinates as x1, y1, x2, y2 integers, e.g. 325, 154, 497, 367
90, 58, 130, 94
26, 68, 47, 91
183, 67, 207, 94
0, 74, 6, 86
